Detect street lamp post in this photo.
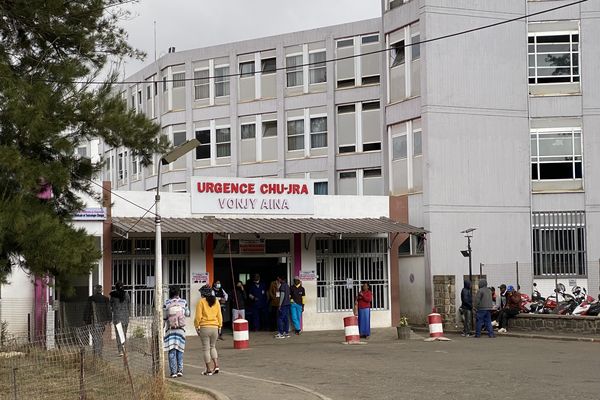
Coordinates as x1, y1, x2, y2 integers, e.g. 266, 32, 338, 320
461, 228, 477, 332
154, 138, 200, 380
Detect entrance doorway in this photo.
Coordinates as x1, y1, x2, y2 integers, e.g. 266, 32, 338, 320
214, 257, 288, 295
214, 257, 289, 329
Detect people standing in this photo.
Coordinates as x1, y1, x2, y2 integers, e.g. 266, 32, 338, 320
497, 285, 521, 334
290, 277, 305, 335
83, 285, 111, 356
268, 278, 280, 331
164, 286, 190, 378
356, 283, 373, 339
109, 281, 131, 356
474, 279, 495, 338
247, 274, 267, 331
194, 285, 223, 376
231, 281, 247, 321
275, 275, 291, 339
213, 280, 228, 340
460, 280, 473, 337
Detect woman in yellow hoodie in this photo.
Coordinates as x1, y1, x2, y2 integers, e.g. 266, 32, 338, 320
194, 285, 223, 376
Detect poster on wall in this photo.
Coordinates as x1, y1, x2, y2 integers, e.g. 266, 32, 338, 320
191, 177, 314, 215
299, 270, 317, 281
193, 272, 210, 284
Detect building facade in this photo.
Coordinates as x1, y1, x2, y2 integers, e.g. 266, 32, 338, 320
96, 0, 600, 325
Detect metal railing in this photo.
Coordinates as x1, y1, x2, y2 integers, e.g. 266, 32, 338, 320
317, 281, 388, 313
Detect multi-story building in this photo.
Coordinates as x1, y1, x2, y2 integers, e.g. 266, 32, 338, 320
97, 0, 600, 326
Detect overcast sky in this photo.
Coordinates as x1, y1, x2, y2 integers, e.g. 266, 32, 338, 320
118, 0, 381, 76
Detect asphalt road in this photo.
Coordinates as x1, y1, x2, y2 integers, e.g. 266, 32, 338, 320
178, 328, 600, 400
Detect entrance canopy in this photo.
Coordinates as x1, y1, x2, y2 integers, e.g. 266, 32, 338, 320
112, 217, 426, 235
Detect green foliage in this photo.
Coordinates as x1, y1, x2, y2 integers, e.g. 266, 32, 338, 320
0, 0, 169, 287
132, 325, 145, 339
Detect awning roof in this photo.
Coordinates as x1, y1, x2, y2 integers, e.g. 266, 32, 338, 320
111, 217, 427, 235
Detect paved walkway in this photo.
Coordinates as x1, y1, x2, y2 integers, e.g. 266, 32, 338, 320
175, 328, 600, 400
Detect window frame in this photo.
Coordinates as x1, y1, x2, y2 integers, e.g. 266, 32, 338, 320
528, 30, 579, 86
286, 53, 304, 88
193, 68, 210, 100
261, 57, 277, 74
286, 118, 305, 151
262, 119, 278, 138
239, 61, 256, 78
215, 126, 231, 158
194, 129, 211, 160
530, 127, 582, 181
172, 72, 185, 88
309, 115, 328, 149
214, 65, 230, 97
309, 50, 327, 85
240, 123, 256, 140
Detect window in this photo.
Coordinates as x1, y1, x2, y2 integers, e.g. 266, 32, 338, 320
363, 168, 381, 178
262, 120, 277, 137
392, 134, 407, 160
214, 66, 230, 97
411, 34, 420, 60
532, 211, 586, 277
531, 128, 582, 180
194, 69, 209, 100
216, 127, 231, 157
338, 104, 355, 114
261, 57, 276, 74
287, 119, 304, 151
339, 171, 356, 179
241, 123, 256, 140
399, 234, 425, 256
146, 85, 151, 100
316, 238, 388, 312
239, 61, 255, 78
162, 76, 167, 92
337, 38, 354, 48
528, 32, 579, 84
314, 181, 328, 195
362, 34, 379, 45
195, 130, 211, 159
131, 155, 139, 178
362, 76, 380, 85
137, 91, 142, 104
413, 130, 422, 156
362, 101, 379, 111
391, 40, 405, 67
117, 151, 128, 180
286, 55, 303, 87
172, 72, 185, 88
337, 79, 355, 88
76, 146, 87, 158
310, 117, 327, 149
173, 131, 186, 146
309, 51, 326, 84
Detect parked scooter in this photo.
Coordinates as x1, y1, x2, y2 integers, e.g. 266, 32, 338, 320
572, 287, 597, 316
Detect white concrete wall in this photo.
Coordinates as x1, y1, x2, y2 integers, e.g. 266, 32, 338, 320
0, 267, 35, 335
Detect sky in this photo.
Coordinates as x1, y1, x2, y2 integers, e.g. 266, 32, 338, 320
118, 0, 381, 76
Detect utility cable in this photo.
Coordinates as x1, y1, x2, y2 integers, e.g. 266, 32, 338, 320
0, 0, 587, 86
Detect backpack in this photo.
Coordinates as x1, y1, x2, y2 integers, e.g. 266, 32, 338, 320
166, 299, 186, 329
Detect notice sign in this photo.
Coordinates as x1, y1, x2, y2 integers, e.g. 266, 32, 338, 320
299, 270, 317, 281
193, 272, 209, 284
73, 207, 107, 221
191, 177, 314, 215
240, 240, 265, 254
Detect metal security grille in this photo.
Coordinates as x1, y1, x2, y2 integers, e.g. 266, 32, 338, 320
112, 238, 189, 317
316, 237, 388, 313
532, 211, 586, 277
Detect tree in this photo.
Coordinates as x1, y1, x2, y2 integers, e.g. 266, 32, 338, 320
0, 0, 168, 290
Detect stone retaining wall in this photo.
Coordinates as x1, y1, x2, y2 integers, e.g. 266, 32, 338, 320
508, 313, 600, 335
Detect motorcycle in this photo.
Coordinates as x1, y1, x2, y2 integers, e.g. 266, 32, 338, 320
572, 287, 597, 316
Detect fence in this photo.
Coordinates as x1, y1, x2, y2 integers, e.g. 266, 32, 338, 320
0, 317, 162, 400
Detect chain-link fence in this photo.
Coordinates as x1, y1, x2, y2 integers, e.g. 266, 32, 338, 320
0, 316, 163, 400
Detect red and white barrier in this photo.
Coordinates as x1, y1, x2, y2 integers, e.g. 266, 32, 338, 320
233, 319, 249, 350
427, 312, 444, 338
343, 316, 360, 344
